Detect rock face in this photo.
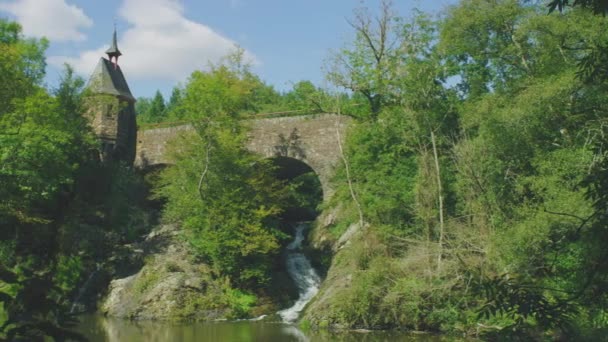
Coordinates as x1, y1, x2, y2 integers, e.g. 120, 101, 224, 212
301, 205, 366, 328
101, 225, 225, 321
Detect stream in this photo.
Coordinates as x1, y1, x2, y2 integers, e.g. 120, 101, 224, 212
278, 222, 321, 323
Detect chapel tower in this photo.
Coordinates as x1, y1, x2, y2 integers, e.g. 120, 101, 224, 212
85, 27, 137, 164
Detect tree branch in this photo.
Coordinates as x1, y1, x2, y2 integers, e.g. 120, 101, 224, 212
197, 142, 212, 201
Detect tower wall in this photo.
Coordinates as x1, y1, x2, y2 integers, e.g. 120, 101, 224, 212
85, 94, 137, 165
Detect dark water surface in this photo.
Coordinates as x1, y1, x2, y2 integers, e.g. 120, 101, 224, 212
76, 315, 457, 342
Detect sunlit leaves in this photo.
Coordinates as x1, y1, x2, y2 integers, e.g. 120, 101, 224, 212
156, 58, 292, 287
158, 130, 289, 287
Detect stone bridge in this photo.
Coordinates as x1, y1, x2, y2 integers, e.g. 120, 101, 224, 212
134, 114, 352, 200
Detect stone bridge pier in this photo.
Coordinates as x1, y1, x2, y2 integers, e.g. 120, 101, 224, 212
135, 114, 353, 201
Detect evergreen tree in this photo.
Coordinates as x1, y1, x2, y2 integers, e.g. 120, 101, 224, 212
149, 90, 166, 122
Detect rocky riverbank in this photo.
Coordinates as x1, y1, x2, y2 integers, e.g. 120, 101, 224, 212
100, 223, 295, 321
100, 224, 226, 320
100, 225, 249, 320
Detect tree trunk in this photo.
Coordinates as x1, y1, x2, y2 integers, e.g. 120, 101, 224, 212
431, 130, 445, 273
336, 108, 364, 229
198, 142, 211, 201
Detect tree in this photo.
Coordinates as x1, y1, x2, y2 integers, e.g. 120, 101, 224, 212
0, 20, 47, 120
439, 0, 535, 98
0, 24, 87, 231
135, 97, 151, 123
327, 0, 402, 120
166, 85, 184, 119
136, 90, 167, 124
158, 130, 289, 287
319, 1, 608, 335
545, 0, 608, 84
283, 80, 330, 112
168, 86, 182, 109
157, 51, 290, 287
0, 20, 93, 341
149, 90, 166, 122
547, 0, 608, 14
439, 1, 608, 336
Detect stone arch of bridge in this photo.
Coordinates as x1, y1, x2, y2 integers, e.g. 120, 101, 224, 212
135, 114, 353, 202
246, 137, 333, 202
268, 156, 323, 222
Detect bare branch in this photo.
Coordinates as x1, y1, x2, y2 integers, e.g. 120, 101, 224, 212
197, 142, 212, 201
335, 102, 364, 228
542, 208, 589, 222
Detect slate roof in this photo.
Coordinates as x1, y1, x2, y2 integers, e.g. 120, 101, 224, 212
87, 57, 135, 102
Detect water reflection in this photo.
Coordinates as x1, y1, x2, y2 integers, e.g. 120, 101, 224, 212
76, 315, 458, 342
282, 324, 310, 342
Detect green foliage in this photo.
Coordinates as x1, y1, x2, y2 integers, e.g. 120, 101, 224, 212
0, 26, 95, 232
314, 0, 608, 337
168, 273, 258, 320
58, 161, 152, 259
1, 89, 84, 224
0, 265, 85, 341
133, 267, 162, 295
284, 171, 323, 220
0, 20, 47, 118
282, 80, 331, 113
440, 0, 533, 97
0, 24, 98, 293
156, 55, 294, 288
326, 1, 403, 118
0, 18, 152, 338
223, 287, 257, 319
54, 255, 84, 293
477, 274, 577, 331
137, 90, 168, 123
547, 0, 608, 14
159, 130, 288, 287
0, 20, 92, 339
167, 85, 184, 118
135, 96, 151, 121
348, 123, 418, 226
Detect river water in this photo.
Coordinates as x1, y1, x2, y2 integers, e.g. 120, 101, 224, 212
76, 315, 452, 342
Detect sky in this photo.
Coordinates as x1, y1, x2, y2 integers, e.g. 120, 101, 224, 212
0, 0, 455, 99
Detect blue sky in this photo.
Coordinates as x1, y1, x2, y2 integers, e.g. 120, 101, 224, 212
0, 0, 455, 99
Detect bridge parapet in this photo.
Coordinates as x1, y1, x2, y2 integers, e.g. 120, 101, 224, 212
135, 124, 194, 168
135, 113, 353, 201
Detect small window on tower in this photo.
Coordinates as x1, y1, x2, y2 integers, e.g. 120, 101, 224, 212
104, 103, 114, 118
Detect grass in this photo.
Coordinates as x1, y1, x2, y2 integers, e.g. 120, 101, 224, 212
132, 268, 162, 295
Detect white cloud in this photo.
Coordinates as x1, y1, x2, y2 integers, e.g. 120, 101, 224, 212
49, 0, 257, 82
0, 0, 92, 42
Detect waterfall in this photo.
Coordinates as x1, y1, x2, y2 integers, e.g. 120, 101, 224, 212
278, 223, 321, 323
70, 264, 100, 314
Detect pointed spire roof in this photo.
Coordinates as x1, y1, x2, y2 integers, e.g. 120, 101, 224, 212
105, 26, 122, 58
87, 58, 135, 102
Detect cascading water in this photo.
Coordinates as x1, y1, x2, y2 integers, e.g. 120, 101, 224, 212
278, 223, 321, 323
70, 264, 101, 314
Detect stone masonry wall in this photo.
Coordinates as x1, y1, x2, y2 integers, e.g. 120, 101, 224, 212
135, 114, 353, 201
86, 95, 137, 164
